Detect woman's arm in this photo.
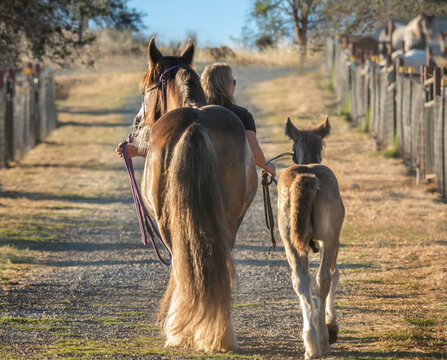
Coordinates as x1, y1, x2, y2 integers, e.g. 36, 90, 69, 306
116, 143, 147, 158
245, 130, 276, 177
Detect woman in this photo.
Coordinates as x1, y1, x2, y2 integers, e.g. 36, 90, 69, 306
200, 63, 276, 176
117, 63, 276, 177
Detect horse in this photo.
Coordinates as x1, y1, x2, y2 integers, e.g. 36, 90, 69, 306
392, 14, 435, 51
133, 37, 257, 353
277, 116, 344, 359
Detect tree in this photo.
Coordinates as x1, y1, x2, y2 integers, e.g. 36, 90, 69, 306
249, 0, 447, 54
252, 0, 323, 56
321, 0, 447, 36
0, 0, 144, 68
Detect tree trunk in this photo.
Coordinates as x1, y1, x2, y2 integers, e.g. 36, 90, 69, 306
290, 2, 308, 61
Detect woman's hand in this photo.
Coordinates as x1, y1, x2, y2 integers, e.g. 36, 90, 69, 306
116, 143, 140, 158
264, 162, 276, 177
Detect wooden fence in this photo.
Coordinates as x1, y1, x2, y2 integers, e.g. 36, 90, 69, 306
325, 37, 447, 198
0, 65, 57, 168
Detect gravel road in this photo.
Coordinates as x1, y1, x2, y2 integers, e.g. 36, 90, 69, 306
0, 67, 312, 359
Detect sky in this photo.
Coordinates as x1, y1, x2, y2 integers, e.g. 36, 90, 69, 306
127, 0, 252, 46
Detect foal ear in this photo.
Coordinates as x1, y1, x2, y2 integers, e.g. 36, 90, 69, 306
315, 115, 331, 138
148, 36, 163, 67
285, 117, 301, 142
180, 39, 195, 65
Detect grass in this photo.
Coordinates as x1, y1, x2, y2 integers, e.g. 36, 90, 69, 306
233, 303, 261, 309
0, 336, 260, 359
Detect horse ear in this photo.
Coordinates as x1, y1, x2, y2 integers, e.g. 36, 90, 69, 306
180, 39, 195, 65
148, 36, 163, 67
285, 117, 301, 142
316, 115, 331, 138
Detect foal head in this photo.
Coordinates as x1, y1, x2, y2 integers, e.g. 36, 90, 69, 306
285, 116, 331, 165
134, 37, 206, 131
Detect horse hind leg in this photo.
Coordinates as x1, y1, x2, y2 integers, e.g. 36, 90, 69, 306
281, 234, 321, 359
315, 238, 339, 356
326, 264, 339, 344
292, 253, 321, 359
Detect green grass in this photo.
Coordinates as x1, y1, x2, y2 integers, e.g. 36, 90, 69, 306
0, 316, 64, 325
233, 303, 261, 309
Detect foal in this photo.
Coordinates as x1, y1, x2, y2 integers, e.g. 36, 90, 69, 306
277, 116, 344, 359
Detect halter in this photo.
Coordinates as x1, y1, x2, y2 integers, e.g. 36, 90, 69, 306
142, 65, 179, 118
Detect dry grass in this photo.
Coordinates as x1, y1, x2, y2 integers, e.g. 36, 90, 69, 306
0, 70, 142, 287
243, 68, 447, 358
70, 29, 320, 71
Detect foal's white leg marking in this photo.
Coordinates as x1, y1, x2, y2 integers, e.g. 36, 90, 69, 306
326, 265, 339, 332
315, 239, 338, 355
288, 248, 321, 359
278, 193, 321, 359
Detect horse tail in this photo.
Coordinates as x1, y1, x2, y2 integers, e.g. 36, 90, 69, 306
159, 122, 236, 352
290, 174, 319, 256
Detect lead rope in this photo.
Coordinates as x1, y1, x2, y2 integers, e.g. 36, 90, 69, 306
262, 150, 296, 254
119, 65, 180, 266
120, 134, 171, 266
261, 171, 276, 254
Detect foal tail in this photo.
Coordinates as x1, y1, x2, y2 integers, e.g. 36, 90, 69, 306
159, 122, 236, 352
290, 174, 319, 256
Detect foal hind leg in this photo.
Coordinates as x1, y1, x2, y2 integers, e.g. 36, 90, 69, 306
315, 239, 338, 355
283, 245, 321, 359
326, 264, 339, 344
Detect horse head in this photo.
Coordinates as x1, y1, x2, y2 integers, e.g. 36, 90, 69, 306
285, 116, 331, 165
418, 13, 435, 41
134, 37, 205, 132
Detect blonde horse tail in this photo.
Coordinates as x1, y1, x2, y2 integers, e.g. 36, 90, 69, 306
290, 174, 319, 256
159, 122, 236, 353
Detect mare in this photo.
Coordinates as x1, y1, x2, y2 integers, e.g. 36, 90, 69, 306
277, 116, 344, 359
134, 37, 257, 353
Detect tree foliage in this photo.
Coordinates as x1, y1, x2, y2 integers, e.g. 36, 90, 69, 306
322, 0, 447, 36
247, 0, 447, 52
0, 0, 144, 67
249, 0, 324, 53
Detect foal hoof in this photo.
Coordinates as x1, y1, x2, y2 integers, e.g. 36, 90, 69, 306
309, 239, 319, 253
327, 324, 339, 344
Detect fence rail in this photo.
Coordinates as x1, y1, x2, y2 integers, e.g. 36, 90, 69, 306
0, 65, 57, 168
325, 37, 447, 198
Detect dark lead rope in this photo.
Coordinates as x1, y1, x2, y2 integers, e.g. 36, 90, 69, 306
121, 135, 172, 266
262, 171, 276, 254
262, 150, 296, 253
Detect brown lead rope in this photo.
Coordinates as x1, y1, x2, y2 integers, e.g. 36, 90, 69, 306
261, 171, 276, 254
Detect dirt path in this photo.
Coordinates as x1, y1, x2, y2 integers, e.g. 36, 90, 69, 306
0, 66, 446, 359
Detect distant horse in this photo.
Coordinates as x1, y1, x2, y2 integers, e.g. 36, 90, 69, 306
134, 37, 257, 353
378, 15, 434, 55
277, 116, 344, 359
392, 14, 435, 51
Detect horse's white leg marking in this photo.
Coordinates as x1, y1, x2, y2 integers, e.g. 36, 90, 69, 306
278, 193, 321, 359
315, 238, 338, 355
326, 264, 339, 341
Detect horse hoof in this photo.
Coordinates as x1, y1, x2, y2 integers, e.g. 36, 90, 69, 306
327, 324, 338, 344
